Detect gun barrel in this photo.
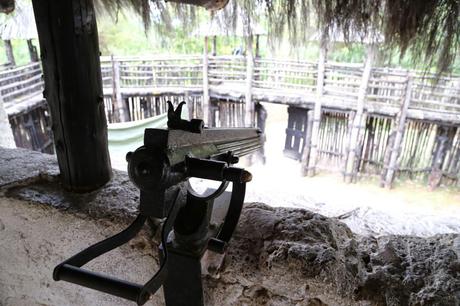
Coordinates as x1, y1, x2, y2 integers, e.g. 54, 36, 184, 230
144, 127, 263, 166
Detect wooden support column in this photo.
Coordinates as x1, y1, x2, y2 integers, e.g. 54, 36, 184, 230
3, 39, 15, 66
32, 0, 112, 192
202, 36, 211, 125
305, 41, 327, 176
381, 75, 413, 188
27, 39, 39, 62
344, 44, 375, 183
111, 55, 129, 122
244, 34, 255, 127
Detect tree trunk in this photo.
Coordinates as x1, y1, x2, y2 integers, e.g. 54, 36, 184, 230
31, 0, 112, 192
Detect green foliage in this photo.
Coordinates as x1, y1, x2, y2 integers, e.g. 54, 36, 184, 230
0, 39, 35, 66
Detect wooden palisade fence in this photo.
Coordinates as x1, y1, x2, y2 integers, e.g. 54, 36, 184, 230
2, 53, 460, 189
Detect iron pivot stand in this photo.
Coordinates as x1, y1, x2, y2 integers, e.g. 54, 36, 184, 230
53, 102, 259, 305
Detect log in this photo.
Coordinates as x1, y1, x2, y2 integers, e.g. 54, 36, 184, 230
300, 109, 314, 176
31, 0, 112, 192
3, 40, 15, 66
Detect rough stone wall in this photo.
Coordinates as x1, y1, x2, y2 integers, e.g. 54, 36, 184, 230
0, 147, 459, 306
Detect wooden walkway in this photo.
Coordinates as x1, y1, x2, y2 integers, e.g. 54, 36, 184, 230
2, 55, 460, 189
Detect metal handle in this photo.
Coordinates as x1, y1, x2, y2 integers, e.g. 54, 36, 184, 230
55, 264, 147, 304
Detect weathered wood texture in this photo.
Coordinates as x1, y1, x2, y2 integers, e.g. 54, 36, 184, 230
31, 0, 111, 192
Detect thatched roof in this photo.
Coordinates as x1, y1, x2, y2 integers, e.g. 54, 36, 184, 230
1, 0, 459, 74
0, 0, 36, 40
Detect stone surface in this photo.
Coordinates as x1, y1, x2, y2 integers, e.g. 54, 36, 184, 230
0, 147, 459, 305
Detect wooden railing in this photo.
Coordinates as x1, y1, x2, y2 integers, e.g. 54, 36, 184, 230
2, 55, 460, 120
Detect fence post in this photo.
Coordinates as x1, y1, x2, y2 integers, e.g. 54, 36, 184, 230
202, 36, 211, 125
0, 93, 15, 148
27, 39, 39, 62
300, 109, 314, 176
381, 74, 413, 188
244, 34, 255, 127
112, 55, 129, 122
344, 44, 375, 183
3, 40, 15, 66
305, 40, 327, 176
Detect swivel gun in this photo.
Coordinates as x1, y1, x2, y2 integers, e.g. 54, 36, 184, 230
52, 101, 263, 305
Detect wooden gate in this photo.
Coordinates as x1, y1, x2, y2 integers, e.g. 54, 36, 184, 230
284, 106, 309, 160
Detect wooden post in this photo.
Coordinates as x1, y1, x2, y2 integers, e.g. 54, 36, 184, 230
111, 55, 129, 122
32, 0, 112, 192
0, 94, 15, 148
300, 109, 314, 176
255, 34, 260, 58
244, 34, 255, 127
382, 75, 413, 188
305, 40, 327, 176
202, 36, 211, 125
344, 44, 375, 183
27, 39, 39, 62
3, 40, 15, 66
211, 36, 217, 56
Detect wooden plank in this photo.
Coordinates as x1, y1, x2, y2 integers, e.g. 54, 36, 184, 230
3, 40, 15, 66
32, 0, 112, 192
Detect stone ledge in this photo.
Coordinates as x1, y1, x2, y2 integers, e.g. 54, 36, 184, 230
0, 147, 459, 305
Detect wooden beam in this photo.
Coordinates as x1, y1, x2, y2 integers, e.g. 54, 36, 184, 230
202, 36, 211, 125
382, 75, 413, 188
166, 0, 229, 10
3, 40, 15, 66
300, 109, 314, 176
305, 40, 327, 176
27, 39, 39, 62
32, 0, 112, 192
244, 34, 255, 127
344, 44, 376, 183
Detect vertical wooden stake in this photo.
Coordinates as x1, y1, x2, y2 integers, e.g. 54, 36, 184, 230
211, 36, 217, 56
344, 44, 375, 183
382, 75, 413, 188
306, 39, 327, 176
202, 36, 211, 125
32, 0, 112, 192
300, 109, 314, 176
111, 55, 129, 122
27, 39, 39, 62
244, 34, 255, 127
255, 34, 260, 58
0, 94, 15, 148
3, 40, 15, 66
